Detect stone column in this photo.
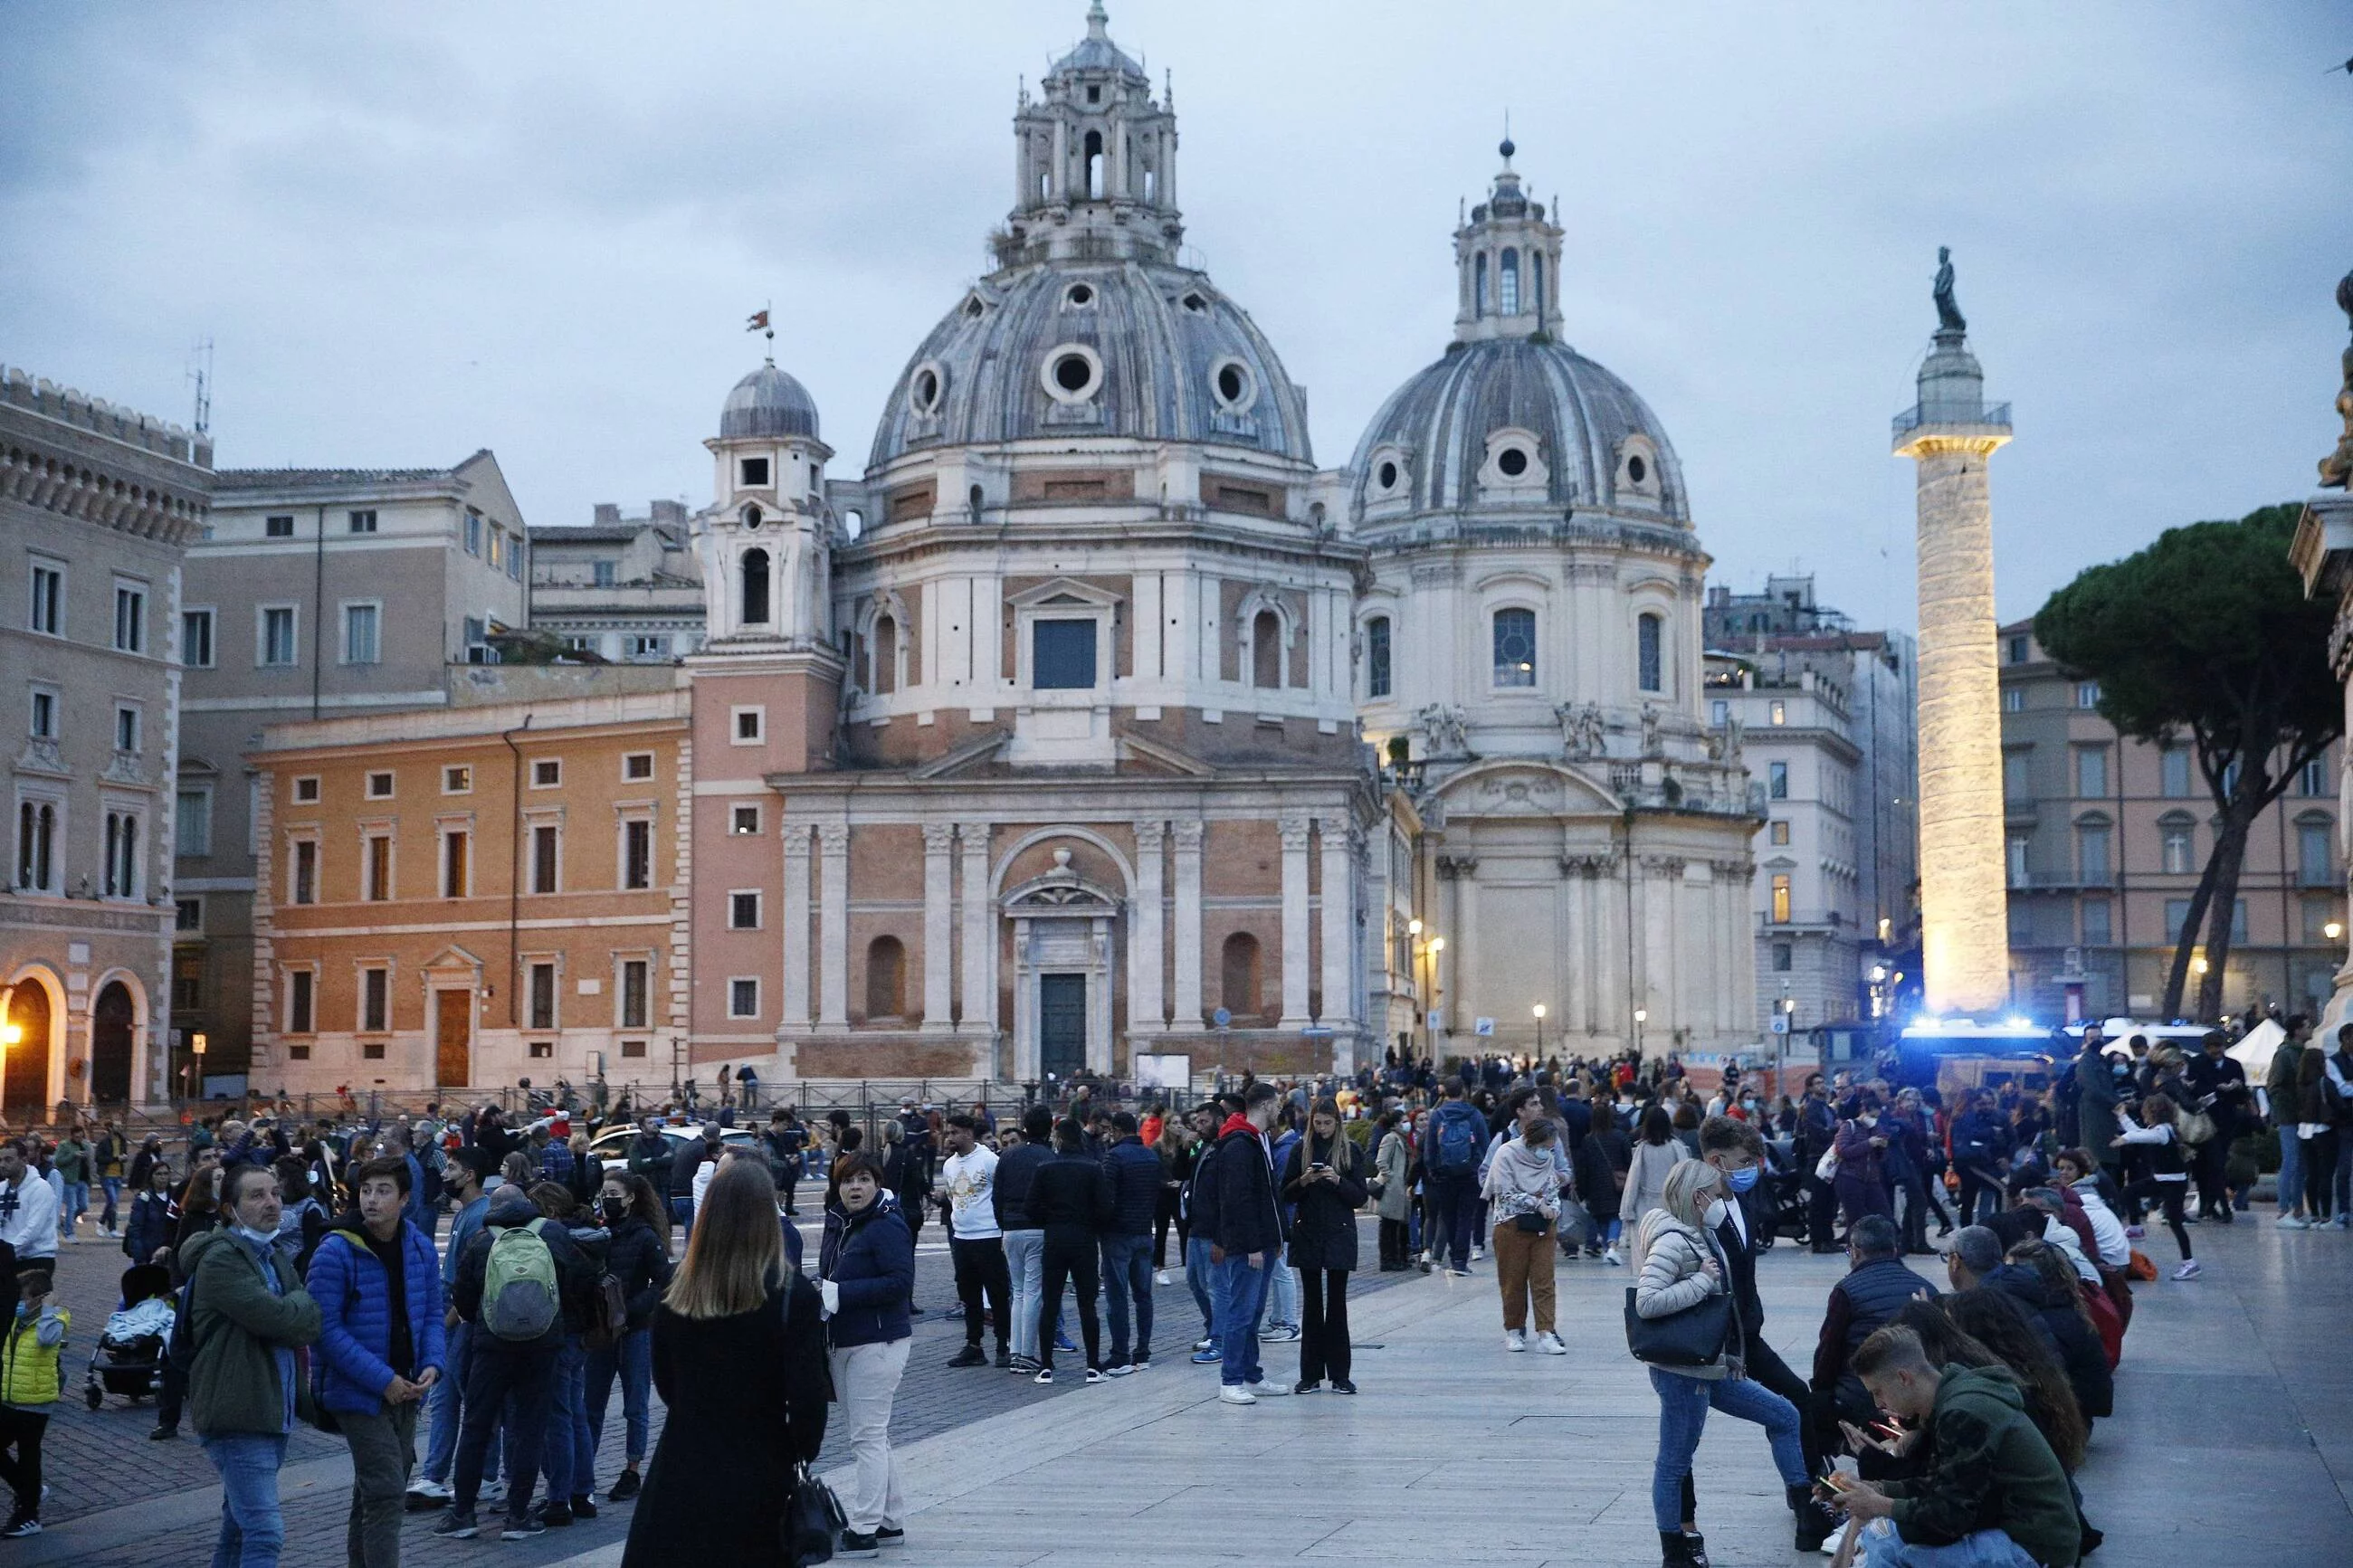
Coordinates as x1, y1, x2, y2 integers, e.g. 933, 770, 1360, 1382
920, 822, 956, 1032
1172, 820, 1204, 1025
781, 823, 814, 1031
958, 822, 993, 1034
817, 822, 850, 1027
1316, 820, 1355, 1027
1895, 318, 2013, 1015
1279, 814, 1312, 1029
1129, 821, 1167, 1032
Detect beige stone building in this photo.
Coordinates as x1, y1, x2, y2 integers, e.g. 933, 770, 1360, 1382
2, 365, 212, 1111
248, 689, 687, 1095
175, 452, 529, 1083
529, 501, 706, 664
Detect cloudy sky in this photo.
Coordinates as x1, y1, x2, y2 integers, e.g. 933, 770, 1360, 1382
4, 1, 2347, 629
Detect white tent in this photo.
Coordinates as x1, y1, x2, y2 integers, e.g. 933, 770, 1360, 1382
2228, 1018, 2285, 1085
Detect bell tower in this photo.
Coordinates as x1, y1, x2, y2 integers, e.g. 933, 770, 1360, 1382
1000, 4, 1181, 267
697, 359, 834, 649
1453, 139, 1566, 344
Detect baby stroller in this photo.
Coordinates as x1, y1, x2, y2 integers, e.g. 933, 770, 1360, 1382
84, 1263, 174, 1410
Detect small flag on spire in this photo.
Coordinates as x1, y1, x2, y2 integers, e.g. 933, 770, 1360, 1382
746, 309, 770, 332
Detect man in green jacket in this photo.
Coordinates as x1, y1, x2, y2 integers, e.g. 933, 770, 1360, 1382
184, 1162, 320, 1568
1832, 1326, 2078, 1568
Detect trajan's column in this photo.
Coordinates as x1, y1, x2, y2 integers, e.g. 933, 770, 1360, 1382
1895, 249, 2013, 1015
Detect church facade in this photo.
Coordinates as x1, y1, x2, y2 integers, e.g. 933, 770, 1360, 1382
247, 5, 1763, 1094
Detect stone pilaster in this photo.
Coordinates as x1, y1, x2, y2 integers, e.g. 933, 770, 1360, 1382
816, 822, 850, 1027
780, 822, 814, 1033
958, 822, 993, 1034
1129, 821, 1167, 1033
920, 822, 957, 1031
1172, 820, 1205, 1025
1316, 820, 1355, 1027
1279, 814, 1312, 1029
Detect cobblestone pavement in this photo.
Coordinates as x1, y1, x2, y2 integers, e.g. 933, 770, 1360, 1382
20, 1211, 1428, 1565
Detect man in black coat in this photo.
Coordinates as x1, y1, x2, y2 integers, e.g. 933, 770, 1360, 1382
1809, 1214, 1940, 1470
2181, 1030, 2250, 1220
1795, 1075, 1841, 1252
1208, 1084, 1284, 1402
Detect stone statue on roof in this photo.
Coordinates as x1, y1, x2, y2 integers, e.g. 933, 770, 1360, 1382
1933, 246, 1967, 336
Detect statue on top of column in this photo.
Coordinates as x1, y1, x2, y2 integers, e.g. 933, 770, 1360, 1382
1933, 246, 1967, 336
2320, 269, 2353, 490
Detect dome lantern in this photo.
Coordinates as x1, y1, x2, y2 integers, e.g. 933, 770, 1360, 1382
1454, 142, 1564, 346
1001, 5, 1182, 269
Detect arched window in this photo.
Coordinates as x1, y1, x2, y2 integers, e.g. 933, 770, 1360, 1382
1084, 129, 1104, 199
872, 615, 898, 695
1532, 252, 1545, 318
1500, 248, 1519, 314
1221, 932, 1262, 1020
1492, 607, 1536, 689
1252, 610, 1282, 689
739, 547, 770, 625
1365, 615, 1392, 698
1636, 613, 1663, 693
865, 936, 906, 1020
1474, 253, 1489, 317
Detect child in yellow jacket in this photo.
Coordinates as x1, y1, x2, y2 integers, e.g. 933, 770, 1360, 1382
0, 1269, 67, 1537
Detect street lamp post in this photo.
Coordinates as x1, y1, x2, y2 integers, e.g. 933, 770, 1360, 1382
1633, 1006, 1647, 1059
1532, 1003, 1546, 1060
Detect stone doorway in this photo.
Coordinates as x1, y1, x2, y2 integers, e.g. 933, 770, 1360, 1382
434, 990, 472, 1088
1039, 974, 1087, 1079
91, 982, 133, 1105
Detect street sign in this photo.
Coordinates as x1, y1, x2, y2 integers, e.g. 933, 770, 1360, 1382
1212, 1007, 1232, 1029
1473, 1017, 1495, 1036
1769, 1015, 1789, 1035
1301, 1026, 1334, 1038
1427, 1009, 1445, 1031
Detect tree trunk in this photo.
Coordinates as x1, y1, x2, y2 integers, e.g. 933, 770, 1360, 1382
2194, 796, 2261, 1022
2159, 847, 2227, 1020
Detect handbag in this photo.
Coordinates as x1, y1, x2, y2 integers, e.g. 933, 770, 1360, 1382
2177, 1109, 2216, 1146
1814, 1146, 1841, 1183
786, 1459, 848, 1563
1556, 1197, 1592, 1249
1512, 1212, 1548, 1234
1624, 1232, 1736, 1369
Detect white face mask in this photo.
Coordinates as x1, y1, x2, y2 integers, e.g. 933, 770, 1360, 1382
1701, 1198, 1729, 1230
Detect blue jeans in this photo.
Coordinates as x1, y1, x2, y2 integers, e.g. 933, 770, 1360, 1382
1859, 1519, 2040, 1568
1211, 1252, 1271, 1387
62, 1182, 87, 1231
203, 1432, 290, 1568
1184, 1235, 1216, 1338
670, 1196, 693, 1240
1003, 1230, 1064, 1360
1259, 1258, 1298, 1330
1100, 1233, 1154, 1363
1647, 1368, 1806, 1531
1430, 1170, 1481, 1269
538, 1336, 589, 1502
2279, 1126, 2305, 1214
585, 1327, 653, 1467
100, 1175, 122, 1229
422, 1319, 487, 1486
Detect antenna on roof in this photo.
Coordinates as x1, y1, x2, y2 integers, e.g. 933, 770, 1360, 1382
186, 337, 213, 435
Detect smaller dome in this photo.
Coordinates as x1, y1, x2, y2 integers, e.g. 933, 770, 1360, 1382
720, 363, 820, 441
1053, 3, 1146, 80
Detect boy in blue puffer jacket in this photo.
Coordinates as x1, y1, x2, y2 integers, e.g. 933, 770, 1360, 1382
310, 1154, 446, 1566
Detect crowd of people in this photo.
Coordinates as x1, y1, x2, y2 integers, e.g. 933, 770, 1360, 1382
0, 1006, 2332, 1564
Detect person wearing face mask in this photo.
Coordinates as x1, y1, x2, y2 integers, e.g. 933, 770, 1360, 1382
1834, 1091, 1895, 1230
1698, 1116, 1842, 1554
585, 1173, 672, 1502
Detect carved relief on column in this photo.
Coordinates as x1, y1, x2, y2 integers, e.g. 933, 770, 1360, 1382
780, 823, 814, 1033
1129, 821, 1167, 1033
919, 822, 957, 1033
1171, 820, 1205, 1026
816, 822, 850, 1028
1278, 813, 1312, 1029
958, 822, 993, 1034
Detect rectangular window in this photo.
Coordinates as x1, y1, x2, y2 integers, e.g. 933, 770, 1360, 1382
2300, 823, 2333, 888
731, 804, 760, 835
729, 890, 760, 929
529, 963, 557, 1030
28, 689, 55, 741
365, 770, 394, 800
1033, 619, 1098, 689
623, 751, 654, 781
531, 823, 559, 894
342, 603, 380, 665
732, 707, 765, 743
2007, 634, 2029, 663
592, 560, 617, 588
176, 788, 211, 857
442, 830, 470, 898
261, 605, 298, 667
364, 833, 392, 901
287, 969, 314, 1033
729, 977, 759, 1019
2007, 834, 2030, 889
1771, 943, 1793, 973
1768, 762, 1788, 800
443, 765, 472, 794
2303, 895, 2338, 945
264, 514, 295, 538
2302, 757, 2329, 797
464, 512, 482, 556
27, 564, 61, 636
2081, 897, 2112, 945
488, 529, 505, 570
2075, 681, 2101, 709
508, 536, 523, 580
293, 774, 320, 804
1488, 607, 1537, 689
2003, 750, 2029, 799
14, 799, 56, 894
103, 809, 142, 898
2003, 686, 2024, 714
1635, 613, 1662, 694
176, 896, 203, 931
115, 705, 140, 753
348, 508, 377, 534
2078, 823, 2111, 885
181, 609, 214, 668
172, 949, 203, 1012
291, 838, 318, 905
1366, 617, 1392, 699
740, 457, 769, 487
1768, 699, 1786, 726
624, 633, 670, 660
1769, 874, 1791, 924
113, 580, 146, 652
361, 966, 388, 1031
621, 1039, 647, 1059
2074, 747, 2107, 799
622, 819, 653, 890
2162, 822, 2194, 875
1710, 698, 1729, 727
531, 758, 561, 787
2161, 746, 2192, 798
620, 959, 650, 1029
1769, 820, 1790, 846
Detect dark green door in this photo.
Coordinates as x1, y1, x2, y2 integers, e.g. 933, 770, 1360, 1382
91, 982, 134, 1104
1039, 974, 1087, 1079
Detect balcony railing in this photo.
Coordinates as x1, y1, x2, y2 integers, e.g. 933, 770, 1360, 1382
1892, 401, 2012, 439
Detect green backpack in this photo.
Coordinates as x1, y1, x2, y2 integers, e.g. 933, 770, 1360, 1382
481, 1219, 560, 1341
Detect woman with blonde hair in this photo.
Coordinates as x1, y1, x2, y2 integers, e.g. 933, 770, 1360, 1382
1634, 1159, 1812, 1568
620, 1159, 827, 1567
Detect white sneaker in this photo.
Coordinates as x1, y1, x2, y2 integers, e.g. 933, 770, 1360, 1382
2279, 1214, 2311, 1230
1218, 1384, 1258, 1405
408, 1479, 452, 1504
1251, 1379, 1291, 1397
1155, 1270, 1174, 1287
1503, 1329, 1527, 1353
1534, 1331, 1567, 1355
1471, 1246, 1485, 1262
1604, 1247, 1624, 1267
2171, 1259, 2201, 1280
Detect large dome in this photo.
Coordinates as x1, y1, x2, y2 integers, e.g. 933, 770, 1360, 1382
1350, 336, 1687, 523
720, 363, 820, 442
868, 261, 1311, 471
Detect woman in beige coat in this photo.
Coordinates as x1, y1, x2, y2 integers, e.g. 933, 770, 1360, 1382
1373, 1112, 1414, 1270
1622, 1103, 1686, 1271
